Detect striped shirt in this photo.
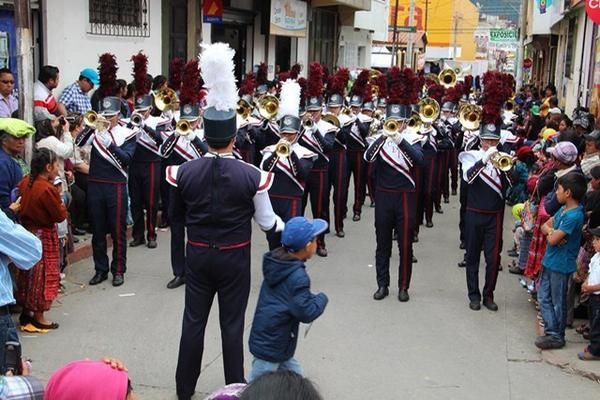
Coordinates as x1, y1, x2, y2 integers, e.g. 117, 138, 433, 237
0, 210, 41, 307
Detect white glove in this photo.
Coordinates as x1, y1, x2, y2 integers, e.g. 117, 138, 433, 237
482, 147, 496, 163
390, 132, 403, 145
186, 129, 198, 142
96, 131, 112, 147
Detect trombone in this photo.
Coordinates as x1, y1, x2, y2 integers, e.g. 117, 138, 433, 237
489, 151, 513, 171
83, 110, 110, 131
418, 98, 440, 124
258, 95, 279, 120
155, 88, 179, 112
175, 119, 193, 137
438, 68, 457, 88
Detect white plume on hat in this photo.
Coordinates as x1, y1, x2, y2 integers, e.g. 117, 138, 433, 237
199, 42, 238, 112
277, 79, 300, 120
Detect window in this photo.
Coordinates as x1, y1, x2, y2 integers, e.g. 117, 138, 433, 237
88, 0, 150, 37
564, 17, 576, 78
309, 8, 338, 71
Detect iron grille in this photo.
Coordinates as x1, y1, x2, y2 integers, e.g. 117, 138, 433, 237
88, 0, 150, 37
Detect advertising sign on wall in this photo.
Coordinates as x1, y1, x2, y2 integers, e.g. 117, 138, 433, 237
490, 29, 518, 43
270, 0, 308, 38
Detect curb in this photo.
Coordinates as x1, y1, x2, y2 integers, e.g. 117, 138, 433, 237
541, 351, 600, 383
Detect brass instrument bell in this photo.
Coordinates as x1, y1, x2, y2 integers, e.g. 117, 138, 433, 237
458, 104, 481, 131
176, 119, 192, 136
426, 73, 440, 85
407, 112, 422, 133
504, 97, 516, 112
258, 95, 279, 120
489, 151, 513, 172
418, 98, 441, 123
130, 112, 144, 126
237, 99, 253, 120
383, 118, 400, 136
275, 140, 291, 158
155, 88, 179, 112
321, 112, 341, 129
342, 106, 353, 116
302, 116, 314, 129
438, 68, 457, 88
83, 110, 110, 131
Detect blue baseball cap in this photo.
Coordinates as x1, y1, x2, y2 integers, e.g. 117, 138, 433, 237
281, 217, 328, 252
80, 68, 99, 86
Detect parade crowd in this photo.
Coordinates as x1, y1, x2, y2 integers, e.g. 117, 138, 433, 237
0, 39, 599, 398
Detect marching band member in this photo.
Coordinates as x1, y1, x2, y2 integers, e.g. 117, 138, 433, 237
299, 62, 336, 257
416, 105, 439, 229
169, 43, 283, 398
76, 97, 137, 287
236, 73, 260, 165
160, 103, 207, 289
127, 52, 170, 250
261, 79, 316, 250
346, 79, 375, 221
458, 72, 514, 312
365, 96, 425, 302
326, 68, 351, 238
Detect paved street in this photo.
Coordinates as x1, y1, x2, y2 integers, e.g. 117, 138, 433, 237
22, 194, 600, 399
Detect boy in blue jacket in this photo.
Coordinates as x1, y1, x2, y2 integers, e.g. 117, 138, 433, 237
248, 217, 329, 382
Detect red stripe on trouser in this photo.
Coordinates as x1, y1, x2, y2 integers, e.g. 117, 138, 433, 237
489, 212, 502, 297
336, 152, 343, 231
291, 199, 298, 217
401, 192, 409, 289
354, 152, 363, 213
116, 185, 123, 274
148, 162, 155, 240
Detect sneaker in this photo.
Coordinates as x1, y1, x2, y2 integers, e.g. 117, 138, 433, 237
535, 335, 565, 350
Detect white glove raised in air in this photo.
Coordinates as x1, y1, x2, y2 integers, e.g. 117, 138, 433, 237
96, 131, 112, 147
482, 146, 497, 163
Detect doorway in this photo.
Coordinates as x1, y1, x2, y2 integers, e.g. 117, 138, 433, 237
211, 23, 247, 82
275, 36, 291, 74
169, 0, 187, 61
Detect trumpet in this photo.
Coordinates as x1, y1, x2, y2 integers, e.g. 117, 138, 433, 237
407, 112, 422, 133
342, 106, 353, 117
302, 116, 314, 129
458, 104, 481, 131
418, 98, 440, 123
176, 119, 192, 136
383, 118, 400, 136
368, 118, 381, 136
489, 151, 513, 172
83, 110, 110, 131
130, 112, 144, 126
321, 112, 340, 129
237, 99, 253, 120
504, 97, 516, 112
275, 140, 291, 158
258, 95, 279, 120
439, 68, 457, 88
425, 73, 440, 85
155, 88, 179, 112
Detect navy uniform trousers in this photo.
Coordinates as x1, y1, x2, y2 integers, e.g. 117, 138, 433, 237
129, 160, 161, 242
302, 168, 330, 248
448, 148, 459, 194
375, 189, 416, 290
328, 148, 348, 233
176, 243, 251, 398
464, 209, 503, 302
346, 149, 367, 216
459, 176, 468, 244
267, 194, 302, 250
417, 155, 437, 226
170, 185, 186, 278
436, 150, 450, 205
88, 181, 128, 275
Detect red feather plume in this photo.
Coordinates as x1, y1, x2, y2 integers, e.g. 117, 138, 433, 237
443, 82, 464, 104
98, 53, 118, 97
168, 57, 185, 92
481, 71, 505, 124
290, 64, 301, 79
180, 59, 200, 106
427, 83, 445, 104
327, 67, 349, 98
388, 68, 419, 105
278, 71, 291, 83
256, 62, 268, 87
463, 75, 473, 96
351, 69, 369, 97
130, 51, 149, 97
239, 72, 255, 96
376, 73, 387, 99
306, 62, 324, 98
298, 77, 308, 108
363, 82, 374, 103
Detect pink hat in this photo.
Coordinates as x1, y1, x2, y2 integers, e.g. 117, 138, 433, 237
45, 360, 129, 400
548, 141, 578, 164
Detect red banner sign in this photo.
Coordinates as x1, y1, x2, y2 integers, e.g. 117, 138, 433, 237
587, 0, 600, 25
203, 0, 223, 24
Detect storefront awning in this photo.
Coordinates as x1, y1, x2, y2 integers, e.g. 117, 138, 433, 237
311, 0, 370, 11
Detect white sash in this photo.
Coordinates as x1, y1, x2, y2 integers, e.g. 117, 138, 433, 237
92, 124, 136, 178
379, 138, 415, 187
458, 149, 503, 198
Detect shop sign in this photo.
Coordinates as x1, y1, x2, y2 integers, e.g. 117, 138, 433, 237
586, 0, 600, 25
203, 0, 223, 24
523, 58, 533, 68
591, 38, 600, 118
270, 0, 308, 38
490, 29, 518, 43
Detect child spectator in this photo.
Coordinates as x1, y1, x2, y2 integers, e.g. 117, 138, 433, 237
535, 173, 587, 350
248, 217, 329, 382
241, 371, 323, 400
15, 148, 67, 331
579, 227, 600, 361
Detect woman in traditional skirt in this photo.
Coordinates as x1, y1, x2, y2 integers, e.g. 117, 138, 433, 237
16, 148, 67, 330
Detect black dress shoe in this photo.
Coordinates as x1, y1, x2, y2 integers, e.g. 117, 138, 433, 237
370, 202, 375, 208
451, 189, 457, 196
158, 221, 169, 229
469, 301, 481, 311
129, 238, 146, 247
72, 236, 79, 244
483, 298, 498, 311
459, 241, 466, 249
373, 287, 389, 300
72, 227, 87, 236
426, 221, 434, 228
413, 233, 419, 243
458, 260, 466, 268
89, 272, 108, 285
443, 197, 450, 204
412, 255, 418, 263
316, 247, 328, 257
352, 213, 361, 221
336, 231, 345, 238
435, 206, 443, 214
167, 276, 186, 289
147, 240, 157, 249
398, 289, 410, 302
112, 274, 124, 287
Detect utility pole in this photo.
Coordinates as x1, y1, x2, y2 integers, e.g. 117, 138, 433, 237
515, 0, 526, 90
391, 0, 400, 67
407, 0, 415, 68
14, 0, 33, 163
452, 13, 458, 60
424, 0, 429, 52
